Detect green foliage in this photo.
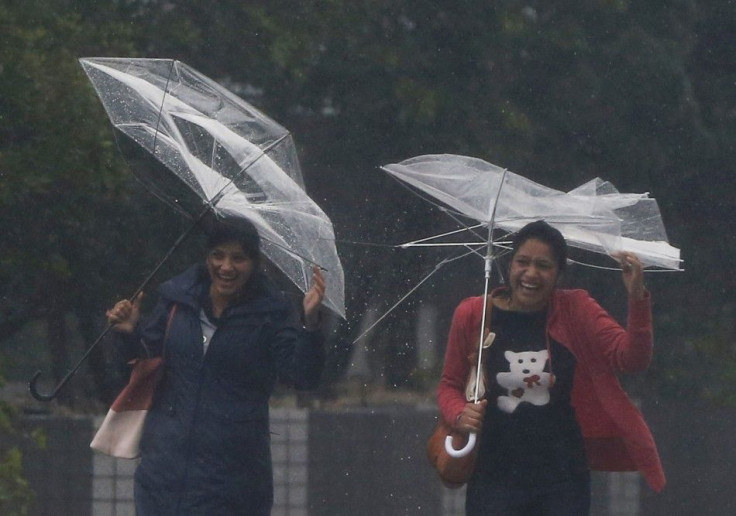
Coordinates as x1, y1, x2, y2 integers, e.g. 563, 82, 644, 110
0, 449, 33, 516
0, 0, 198, 402
1, 0, 136, 303
0, 372, 36, 516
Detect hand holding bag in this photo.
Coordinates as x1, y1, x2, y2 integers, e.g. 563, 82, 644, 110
426, 344, 490, 488
427, 299, 493, 487
426, 415, 478, 488
90, 304, 177, 459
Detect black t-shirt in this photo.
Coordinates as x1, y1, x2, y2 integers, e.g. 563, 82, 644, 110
475, 306, 588, 487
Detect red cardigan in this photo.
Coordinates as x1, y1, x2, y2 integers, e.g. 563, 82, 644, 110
437, 288, 665, 492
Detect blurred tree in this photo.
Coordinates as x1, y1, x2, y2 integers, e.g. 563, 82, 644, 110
2, 0, 734, 403
0, 359, 40, 515
0, 0, 197, 405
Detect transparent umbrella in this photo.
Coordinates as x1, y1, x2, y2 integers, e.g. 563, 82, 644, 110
380, 153, 682, 457
78, 57, 344, 317
29, 57, 344, 401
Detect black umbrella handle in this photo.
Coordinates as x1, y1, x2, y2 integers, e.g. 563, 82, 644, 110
28, 205, 213, 402
29, 323, 115, 402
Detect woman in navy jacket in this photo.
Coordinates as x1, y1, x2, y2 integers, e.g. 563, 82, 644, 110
106, 218, 326, 515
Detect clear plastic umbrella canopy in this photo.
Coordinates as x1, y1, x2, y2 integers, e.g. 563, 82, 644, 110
80, 57, 345, 318
382, 154, 682, 270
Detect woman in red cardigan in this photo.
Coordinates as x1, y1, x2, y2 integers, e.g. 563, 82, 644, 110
437, 220, 664, 515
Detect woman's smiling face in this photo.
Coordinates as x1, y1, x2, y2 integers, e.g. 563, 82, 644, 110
508, 238, 560, 312
206, 241, 254, 304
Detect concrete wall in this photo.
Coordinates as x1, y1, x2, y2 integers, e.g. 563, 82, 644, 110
308, 407, 443, 516
18, 402, 735, 515
20, 416, 93, 516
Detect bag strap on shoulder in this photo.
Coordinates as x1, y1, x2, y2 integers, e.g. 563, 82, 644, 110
164, 303, 177, 342
161, 304, 177, 359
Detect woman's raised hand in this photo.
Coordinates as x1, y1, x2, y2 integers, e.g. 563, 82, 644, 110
614, 252, 646, 300
303, 266, 325, 330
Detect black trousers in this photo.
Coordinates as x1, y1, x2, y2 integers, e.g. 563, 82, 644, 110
465, 472, 591, 516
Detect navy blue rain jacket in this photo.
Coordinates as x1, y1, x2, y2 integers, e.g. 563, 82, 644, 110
116, 264, 325, 515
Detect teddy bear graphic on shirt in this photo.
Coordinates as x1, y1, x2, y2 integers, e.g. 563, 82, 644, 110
496, 349, 552, 414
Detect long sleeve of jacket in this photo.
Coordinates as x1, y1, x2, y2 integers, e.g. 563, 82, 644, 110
556, 290, 653, 374
437, 297, 480, 427
550, 289, 664, 492
270, 315, 326, 391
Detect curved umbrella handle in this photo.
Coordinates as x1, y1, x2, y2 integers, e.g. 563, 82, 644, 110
28, 323, 114, 402
28, 206, 213, 402
29, 369, 74, 402
444, 432, 476, 458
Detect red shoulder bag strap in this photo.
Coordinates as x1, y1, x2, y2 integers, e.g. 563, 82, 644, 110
161, 303, 177, 358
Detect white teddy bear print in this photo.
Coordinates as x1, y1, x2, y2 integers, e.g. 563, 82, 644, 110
496, 349, 552, 414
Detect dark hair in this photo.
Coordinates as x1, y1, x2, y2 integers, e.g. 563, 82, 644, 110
205, 217, 261, 265
511, 220, 567, 272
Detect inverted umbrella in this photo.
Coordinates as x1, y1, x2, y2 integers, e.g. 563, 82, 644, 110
79, 57, 344, 316
380, 153, 682, 456
29, 57, 344, 401
383, 154, 681, 270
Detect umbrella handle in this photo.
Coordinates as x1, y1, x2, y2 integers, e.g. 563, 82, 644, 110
29, 370, 74, 402
28, 205, 213, 402
444, 432, 476, 458
28, 323, 113, 402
